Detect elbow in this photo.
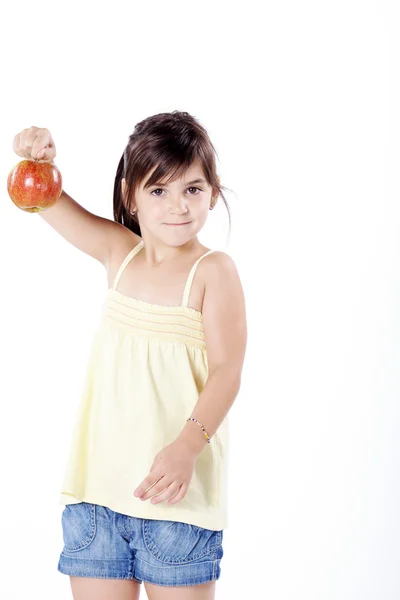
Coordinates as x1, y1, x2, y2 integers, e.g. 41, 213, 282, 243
210, 363, 242, 391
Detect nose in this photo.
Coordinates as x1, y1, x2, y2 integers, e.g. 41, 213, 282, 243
167, 198, 189, 214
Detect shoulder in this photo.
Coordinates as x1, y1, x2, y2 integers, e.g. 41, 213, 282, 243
199, 250, 239, 278
198, 250, 243, 300
200, 249, 247, 370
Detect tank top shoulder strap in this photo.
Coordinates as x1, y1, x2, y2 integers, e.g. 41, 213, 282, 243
182, 249, 216, 308
112, 239, 144, 291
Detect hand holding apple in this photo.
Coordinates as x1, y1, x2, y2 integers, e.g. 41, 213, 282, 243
7, 126, 62, 213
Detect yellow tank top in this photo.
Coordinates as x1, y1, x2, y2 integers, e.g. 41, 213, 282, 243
58, 239, 229, 531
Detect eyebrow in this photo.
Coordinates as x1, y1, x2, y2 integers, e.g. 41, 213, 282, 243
145, 178, 207, 189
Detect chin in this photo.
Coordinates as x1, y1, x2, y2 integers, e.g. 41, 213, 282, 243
166, 238, 192, 247
163, 232, 197, 246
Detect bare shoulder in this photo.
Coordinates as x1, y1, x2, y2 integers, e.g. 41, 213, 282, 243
199, 249, 244, 302
200, 250, 247, 371
200, 250, 241, 279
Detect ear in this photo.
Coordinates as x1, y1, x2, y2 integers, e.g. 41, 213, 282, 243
213, 175, 220, 202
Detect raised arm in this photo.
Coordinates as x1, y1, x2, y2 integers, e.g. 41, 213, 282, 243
37, 188, 127, 267
12, 126, 129, 267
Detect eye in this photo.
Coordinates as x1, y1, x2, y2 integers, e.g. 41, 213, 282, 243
150, 187, 202, 196
151, 188, 164, 196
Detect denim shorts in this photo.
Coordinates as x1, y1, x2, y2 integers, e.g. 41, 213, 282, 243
57, 502, 224, 587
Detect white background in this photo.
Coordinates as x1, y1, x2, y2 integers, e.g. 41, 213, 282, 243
0, 1, 399, 598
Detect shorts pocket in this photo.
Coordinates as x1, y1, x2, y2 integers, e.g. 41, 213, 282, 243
61, 502, 97, 552
142, 519, 223, 564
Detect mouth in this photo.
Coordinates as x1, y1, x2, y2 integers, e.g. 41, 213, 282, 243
164, 222, 191, 226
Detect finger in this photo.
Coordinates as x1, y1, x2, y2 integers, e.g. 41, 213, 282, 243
35, 144, 51, 161
151, 482, 182, 505
14, 127, 38, 158
134, 476, 154, 497
140, 476, 170, 501
13, 129, 37, 158
31, 129, 54, 160
135, 473, 164, 499
23, 127, 41, 156
167, 482, 188, 505
13, 133, 26, 158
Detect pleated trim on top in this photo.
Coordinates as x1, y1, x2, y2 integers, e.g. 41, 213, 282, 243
102, 239, 213, 348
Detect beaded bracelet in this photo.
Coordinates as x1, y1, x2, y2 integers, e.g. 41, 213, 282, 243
186, 417, 211, 443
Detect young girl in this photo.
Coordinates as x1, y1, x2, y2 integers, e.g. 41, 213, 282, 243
13, 111, 247, 600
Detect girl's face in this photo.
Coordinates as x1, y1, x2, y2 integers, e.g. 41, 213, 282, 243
122, 160, 218, 247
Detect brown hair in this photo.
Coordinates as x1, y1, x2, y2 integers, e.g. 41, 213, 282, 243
113, 110, 232, 237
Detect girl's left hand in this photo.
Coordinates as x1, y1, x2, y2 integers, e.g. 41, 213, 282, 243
133, 440, 196, 505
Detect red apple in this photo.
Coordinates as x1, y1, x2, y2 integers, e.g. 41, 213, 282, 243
7, 158, 62, 213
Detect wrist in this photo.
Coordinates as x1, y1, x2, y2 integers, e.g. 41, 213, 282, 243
176, 422, 209, 456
